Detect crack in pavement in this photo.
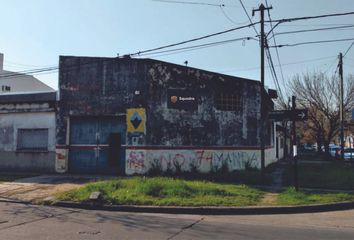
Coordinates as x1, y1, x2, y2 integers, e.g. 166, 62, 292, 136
0, 205, 80, 231
166, 217, 204, 240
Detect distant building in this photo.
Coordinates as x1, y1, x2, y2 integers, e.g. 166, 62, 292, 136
0, 53, 54, 94
0, 54, 57, 173
0, 92, 56, 172
57, 56, 279, 175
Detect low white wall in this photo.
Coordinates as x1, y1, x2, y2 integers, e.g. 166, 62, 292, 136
126, 147, 278, 175
0, 112, 56, 172
0, 112, 56, 151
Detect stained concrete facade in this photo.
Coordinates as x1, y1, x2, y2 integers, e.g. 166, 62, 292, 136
0, 92, 56, 173
58, 56, 277, 174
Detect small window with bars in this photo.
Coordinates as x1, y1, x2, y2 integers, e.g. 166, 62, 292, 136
17, 129, 48, 151
215, 93, 242, 111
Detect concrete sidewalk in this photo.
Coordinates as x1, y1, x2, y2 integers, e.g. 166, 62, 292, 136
0, 175, 111, 203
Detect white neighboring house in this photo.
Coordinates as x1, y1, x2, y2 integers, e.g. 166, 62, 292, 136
0, 53, 54, 93
0, 53, 57, 173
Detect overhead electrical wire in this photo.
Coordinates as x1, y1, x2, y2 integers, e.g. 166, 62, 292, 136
266, 11, 354, 39
219, 55, 336, 73
265, 0, 286, 105
269, 37, 354, 48
137, 36, 256, 57
265, 47, 285, 104
1, 10, 354, 80
219, 5, 240, 24
129, 21, 259, 57
276, 23, 354, 27
239, 0, 259, 36
269, 11, 354, 24
0, 67, 58, 79
4, 60, 55, 68
343, 41, 354, 57
151, 0, 223, 7
129, 10, 354, 57
270, 25, 354, 39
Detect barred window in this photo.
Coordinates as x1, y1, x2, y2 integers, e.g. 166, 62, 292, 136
17, 129, 48, 151
215, 93, 242, 111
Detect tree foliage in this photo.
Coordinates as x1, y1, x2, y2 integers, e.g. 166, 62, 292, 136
288, 72, 354, 154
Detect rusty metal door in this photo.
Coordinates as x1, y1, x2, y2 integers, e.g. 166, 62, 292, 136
69, 117, 125, 174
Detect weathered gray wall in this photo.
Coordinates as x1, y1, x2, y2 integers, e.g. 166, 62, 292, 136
0, 112, 56, 173
0, 152, 55, 173
57, 57, 148, 145
58, 56, 266, 147
145, 62, 262, 146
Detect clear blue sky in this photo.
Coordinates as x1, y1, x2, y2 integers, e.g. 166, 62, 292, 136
1, 0, 354, 94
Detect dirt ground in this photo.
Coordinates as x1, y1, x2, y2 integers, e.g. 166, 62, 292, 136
0, 175, 113, 203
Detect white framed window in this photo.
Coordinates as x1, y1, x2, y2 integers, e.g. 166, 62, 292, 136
17, 129, 48, 151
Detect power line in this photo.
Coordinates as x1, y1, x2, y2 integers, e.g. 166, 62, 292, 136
0, 58, 122, 79
269, 11, 354, 23
218, 55, 336, 73
265, 0, 285, 101
151, 0, 223, 7
276, 23, 354, 27
128, 22, 259, 57
129, 11, 354, 57
219, 5, 238, 24
265, 46, 285, 104
4, 60, 55, 68
239, 0, 259, 36
0, 67, 59, 79
269, 37, 354, 48
137, 36, 256, 57
343, 41, 354, 57
152, 0, 243, 25
3, 10, 354, 82
270, 25, 354, 39
266, 11, 354, 38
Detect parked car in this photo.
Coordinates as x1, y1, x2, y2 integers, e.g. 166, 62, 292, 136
343, 148, 354, 161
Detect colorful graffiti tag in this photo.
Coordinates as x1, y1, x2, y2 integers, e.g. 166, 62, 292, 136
125, 149, 267, 175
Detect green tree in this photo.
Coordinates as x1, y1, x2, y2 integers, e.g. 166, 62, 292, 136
288, 72, 354, 154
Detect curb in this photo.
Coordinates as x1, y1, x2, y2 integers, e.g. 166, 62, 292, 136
0, 197, 31, 205
51, 200, 354, 215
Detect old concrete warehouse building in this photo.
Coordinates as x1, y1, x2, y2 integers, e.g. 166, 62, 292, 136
56, 56, 280, 175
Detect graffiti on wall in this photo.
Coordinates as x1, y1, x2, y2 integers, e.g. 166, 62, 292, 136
55, 148, 68, 173
126, 150, 146, 174
126, 149, 262, 175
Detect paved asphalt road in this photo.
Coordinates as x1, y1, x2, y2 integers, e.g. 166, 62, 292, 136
0, 200, 353, 240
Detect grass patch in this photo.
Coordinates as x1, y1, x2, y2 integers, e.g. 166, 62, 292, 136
277, 187, 354, 205
186, 170, 272, 186
58, 177, 265, 207
283, 161, 354, 190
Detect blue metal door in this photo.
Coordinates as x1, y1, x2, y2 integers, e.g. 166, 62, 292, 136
69, 117, 126, 174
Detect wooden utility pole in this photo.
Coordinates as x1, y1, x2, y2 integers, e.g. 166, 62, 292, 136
253, 4, 272, 174
339, 53, 344, 160
292, 96, 299, 191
